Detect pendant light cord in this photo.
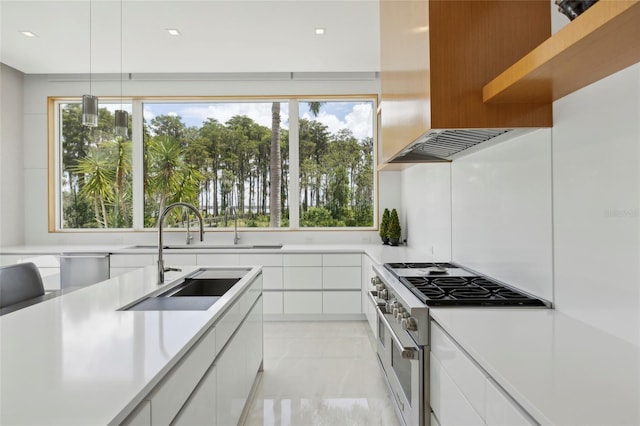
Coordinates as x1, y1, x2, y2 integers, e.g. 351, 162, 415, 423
120, 0, 123, 110
89, 0, 92, 95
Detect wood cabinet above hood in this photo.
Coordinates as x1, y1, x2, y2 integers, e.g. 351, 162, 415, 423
379, 0, 553, 165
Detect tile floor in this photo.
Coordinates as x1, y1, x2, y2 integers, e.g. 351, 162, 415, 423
243, 321, 401, 426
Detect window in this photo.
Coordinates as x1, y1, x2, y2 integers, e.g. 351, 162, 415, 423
53, 97, 375, 231
58, 102, 132, 229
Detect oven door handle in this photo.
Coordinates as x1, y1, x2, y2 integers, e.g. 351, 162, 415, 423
372, 300, 418, 360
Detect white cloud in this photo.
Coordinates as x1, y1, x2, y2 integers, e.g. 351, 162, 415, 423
179, 103, 290, 130
302, 103, 373, 141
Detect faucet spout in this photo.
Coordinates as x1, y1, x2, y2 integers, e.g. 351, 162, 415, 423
158, 202, 204, 283
225, 206, 240, 245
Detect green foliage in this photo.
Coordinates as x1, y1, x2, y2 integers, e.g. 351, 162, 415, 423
61, 101, 374, 229
388, 208, 402, 240
380, 209, 390, 238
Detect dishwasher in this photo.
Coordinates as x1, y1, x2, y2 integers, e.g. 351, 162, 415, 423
60, 253, 110, 289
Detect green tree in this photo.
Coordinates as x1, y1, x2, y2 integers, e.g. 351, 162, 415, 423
71, 148, 115, 228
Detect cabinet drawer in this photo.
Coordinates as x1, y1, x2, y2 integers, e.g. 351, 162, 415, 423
283, 267, 322, 290
110, 254, 153, 268
283, 254, 322, 267
263, 291, 283, 314
0, 255, 22, 266
261, 267, 283, 289
322, 266, 361, 290
149, 327, 216, 426
485, 378, 536, 426
431, 321, 487, 419
173, 367, 216, 426
430, 353, 484, 426
240, 253, 283, 267
216, 302, 242, 351
161, 253, 197, 266
122, 400, 151, 426
322, 253, 361, 267
197, 253, 240, 266
283, 291, 322, 314
322, 291, 362, 314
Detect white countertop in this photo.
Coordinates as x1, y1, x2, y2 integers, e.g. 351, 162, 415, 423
0, 265, 262, 425
0, 243, 434, 266
429, 308, 640, 426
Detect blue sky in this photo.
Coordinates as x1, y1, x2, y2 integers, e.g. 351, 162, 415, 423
142, 101, 374, 140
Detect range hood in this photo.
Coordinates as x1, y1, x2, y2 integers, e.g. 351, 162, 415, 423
388, 129, 514, 163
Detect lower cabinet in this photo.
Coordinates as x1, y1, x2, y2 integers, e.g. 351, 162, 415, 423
430, 321, 536, 426
283, 291, 322, 314
123, 274, 263, 426
173, 367, 217, 426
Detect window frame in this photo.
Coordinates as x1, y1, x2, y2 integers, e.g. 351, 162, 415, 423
49, 95, 378, 232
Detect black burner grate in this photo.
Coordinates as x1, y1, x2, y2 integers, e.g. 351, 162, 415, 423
399, 275, 545, 307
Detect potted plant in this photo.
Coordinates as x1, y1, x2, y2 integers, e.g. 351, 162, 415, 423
388, 208, 402, 246
379, 208, 390, 245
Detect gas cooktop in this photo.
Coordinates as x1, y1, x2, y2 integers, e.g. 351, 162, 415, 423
384, 263, 546, 307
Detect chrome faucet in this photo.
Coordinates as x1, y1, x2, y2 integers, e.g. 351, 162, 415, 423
225, 206, 240, 245
157, 202, 204, 283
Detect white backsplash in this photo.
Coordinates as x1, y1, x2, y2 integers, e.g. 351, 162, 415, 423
552, 63, 640, 346
400, 163, 452, 261
451, 129, 554, 302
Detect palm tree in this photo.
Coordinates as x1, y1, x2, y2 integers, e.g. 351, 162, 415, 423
71, 148, 115, 227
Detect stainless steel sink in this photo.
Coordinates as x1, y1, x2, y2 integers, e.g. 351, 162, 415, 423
120, 268, 249, 311
158, 277, 240, 297
125, 244, 282, 250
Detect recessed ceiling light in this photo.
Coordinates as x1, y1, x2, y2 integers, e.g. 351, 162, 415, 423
166, 29, 181, 36
314, 28, 326, 36
19, 31, 38, 38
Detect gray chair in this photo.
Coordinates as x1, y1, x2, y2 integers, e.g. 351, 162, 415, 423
0, 262, 46, 313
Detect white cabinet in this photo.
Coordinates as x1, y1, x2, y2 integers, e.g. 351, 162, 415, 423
263, 291, 283, 314
485, 379, 535, 426
322, 266, 361, 290
121, 400, 151, 426
430, 320, 536, 426
283, 291, 322, 314
430, 353, 484, 426
197, 253, 241, 266
110, 254, 153, 277
173, 367, 217, 426
148, 327, 217, 426
322, 291, 361, 314
0, 254, 62, 290
283, 266, 322, 290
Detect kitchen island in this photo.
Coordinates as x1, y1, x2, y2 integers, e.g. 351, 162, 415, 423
0, 265, 263, 425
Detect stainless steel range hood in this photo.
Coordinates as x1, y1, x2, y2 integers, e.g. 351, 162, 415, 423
388, 129, 515, 163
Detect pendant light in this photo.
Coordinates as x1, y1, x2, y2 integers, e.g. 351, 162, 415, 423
114, 0, 128, 138
82, 0, 98, 127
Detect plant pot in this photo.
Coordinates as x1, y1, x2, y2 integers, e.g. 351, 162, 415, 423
381, 236, 389, 245
389, 237, 400, 246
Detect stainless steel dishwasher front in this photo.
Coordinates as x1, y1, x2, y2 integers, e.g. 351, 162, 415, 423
60, 253, 110, 288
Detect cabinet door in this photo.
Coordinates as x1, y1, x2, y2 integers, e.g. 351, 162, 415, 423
430, 353, 484, 426
197, 253, 240, 266
283, 254, 322, 267
322, 266, 361, 290
322, 253, 361, 267
283, 291, 322, 314
431, 322, 487, 419
216, 322, 247, 426
485, 378, 535, 426
263, 291, 283, 314
283, 267, 322, 290
260, 267, 283, 290
173, 367, 217, 426
121, 400, 151, 426
322, 291, 362, 314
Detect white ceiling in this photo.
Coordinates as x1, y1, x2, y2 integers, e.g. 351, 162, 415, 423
0, 0, 380, 75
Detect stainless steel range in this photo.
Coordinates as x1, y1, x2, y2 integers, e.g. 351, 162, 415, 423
368, 262, 549, 426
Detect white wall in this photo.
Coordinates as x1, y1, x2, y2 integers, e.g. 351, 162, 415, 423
552, 63, 640, 345
0, 64, 25, 246
451, 129, 554, 302
16, 73, 385, 246
400, 164, 451, 261
401, 63, 640, 345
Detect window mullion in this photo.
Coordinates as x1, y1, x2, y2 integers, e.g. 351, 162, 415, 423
288, 100, 300, 229
132, 99, 144, 230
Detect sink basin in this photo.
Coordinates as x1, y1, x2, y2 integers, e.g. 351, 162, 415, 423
159, 278, 240, 297
120, 268, 249, 311
124, 296, 220, 311
125, 244, 282, 250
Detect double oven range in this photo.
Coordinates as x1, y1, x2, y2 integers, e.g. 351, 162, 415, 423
368, 262, 549, 426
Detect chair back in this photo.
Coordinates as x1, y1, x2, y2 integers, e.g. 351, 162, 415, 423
0, 262, 46, 308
